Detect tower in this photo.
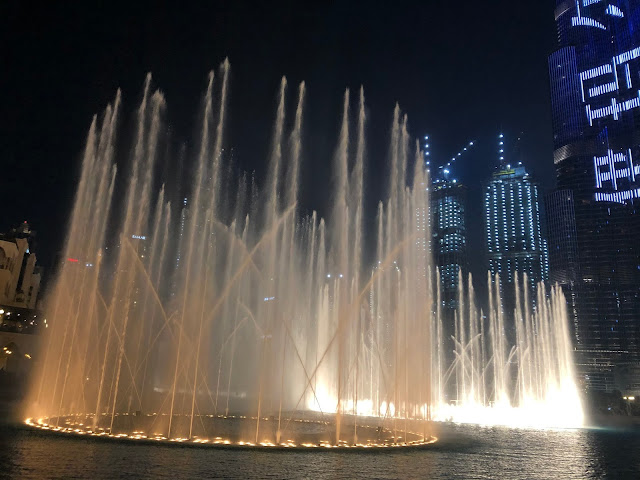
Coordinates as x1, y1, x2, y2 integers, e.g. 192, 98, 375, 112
547, 0, 640, 392
485, 134, 548, 323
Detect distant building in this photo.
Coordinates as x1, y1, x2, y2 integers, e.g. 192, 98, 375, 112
484, 142, 548, 317
547, 0, 640, 392
424, 136, 473, 374
0, 222, 41, 310
431, 178, 467, 315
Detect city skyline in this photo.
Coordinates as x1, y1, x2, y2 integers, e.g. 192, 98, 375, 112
1, 1, 558, 275
2, 2, 640, 478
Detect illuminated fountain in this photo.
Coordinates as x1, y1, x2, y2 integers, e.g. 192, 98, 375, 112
25, 60, 434, 448
24, 60, 581, 449
432, 272, 584, 429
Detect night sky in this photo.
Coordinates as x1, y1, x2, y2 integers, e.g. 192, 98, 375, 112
0, 1, 558, 284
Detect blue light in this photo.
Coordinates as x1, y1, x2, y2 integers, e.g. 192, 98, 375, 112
571, 16, 606, 30
605, 4, 624, 18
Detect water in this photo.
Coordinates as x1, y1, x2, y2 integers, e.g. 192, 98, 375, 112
26, 60, 581, 446
2, 423, 639, 479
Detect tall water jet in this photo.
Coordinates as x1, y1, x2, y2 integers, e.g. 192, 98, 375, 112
26, 63, 582, 453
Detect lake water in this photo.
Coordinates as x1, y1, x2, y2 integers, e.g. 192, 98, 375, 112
1, 422, 639, 479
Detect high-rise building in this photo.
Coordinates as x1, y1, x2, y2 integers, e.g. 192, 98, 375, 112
431, 178, 467, 313
485, 138, 548, 318
547, 1, 640, 392
545, 189, 580, 340
426, 138, 473, 366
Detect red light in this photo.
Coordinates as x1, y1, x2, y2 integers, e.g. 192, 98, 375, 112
67, 258, 78, 263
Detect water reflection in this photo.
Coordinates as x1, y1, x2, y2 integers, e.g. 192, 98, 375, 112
2, 423, 639, 479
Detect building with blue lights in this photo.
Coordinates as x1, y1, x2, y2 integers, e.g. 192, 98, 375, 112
484, 139, 548, 320
432, 177, 467, 313
548, 0, 640, 392
424, 137, 471, 367
426, 138, 472, 313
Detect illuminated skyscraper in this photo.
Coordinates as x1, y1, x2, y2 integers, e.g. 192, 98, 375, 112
485, 135, 548, 318
428, 139, 473, 362
548, 1, 640, 392
432, 178, 467, 313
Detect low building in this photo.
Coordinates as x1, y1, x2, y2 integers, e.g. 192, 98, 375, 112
0, 222, 42, 311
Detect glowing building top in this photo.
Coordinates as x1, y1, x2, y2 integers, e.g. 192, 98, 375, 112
485, 134, 548, 307
550, 0, 640, 202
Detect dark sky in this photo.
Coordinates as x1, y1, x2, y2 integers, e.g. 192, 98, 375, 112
0, 1, 558, 279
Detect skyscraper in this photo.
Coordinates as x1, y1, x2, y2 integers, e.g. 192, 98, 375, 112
485, 135, 548, 318
432, 178, 467, 314
548, 1, 640, 392
427, 139, 473, 367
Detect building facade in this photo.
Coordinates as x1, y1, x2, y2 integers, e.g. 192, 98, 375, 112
548, 0, 640, 392
485, 158, 548, 319
0, 222, 41, 311
431, 178, 467, 314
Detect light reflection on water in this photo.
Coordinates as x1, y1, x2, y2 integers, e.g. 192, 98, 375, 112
1, 423, 639, 479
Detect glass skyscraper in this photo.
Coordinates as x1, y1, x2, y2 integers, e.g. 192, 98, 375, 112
485, 146, 548, 318
548, 0, 640, 392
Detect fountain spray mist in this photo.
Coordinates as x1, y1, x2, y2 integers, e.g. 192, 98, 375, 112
26, 62, 582, 449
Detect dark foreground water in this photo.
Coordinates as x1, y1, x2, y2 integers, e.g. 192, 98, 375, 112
1, 422, 639, 479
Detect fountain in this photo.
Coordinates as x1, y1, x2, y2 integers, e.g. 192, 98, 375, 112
24, 60, 582, 450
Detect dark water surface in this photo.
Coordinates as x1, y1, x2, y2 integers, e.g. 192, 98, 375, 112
1, 423, 639, 479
